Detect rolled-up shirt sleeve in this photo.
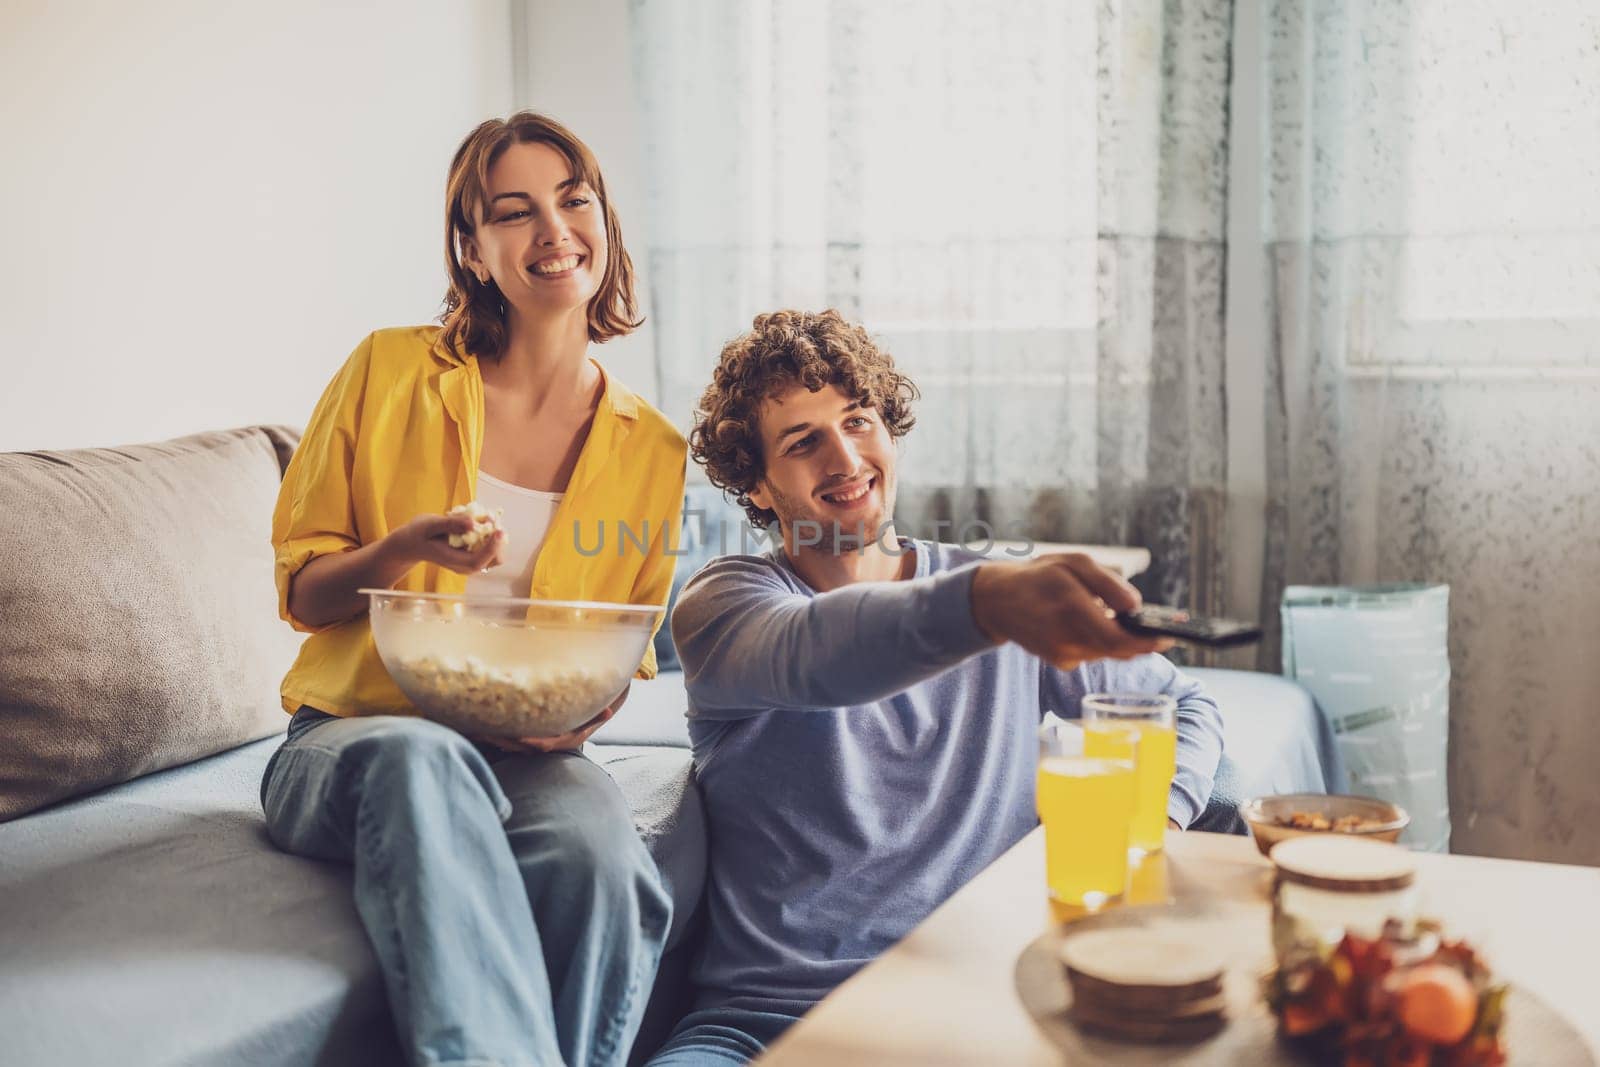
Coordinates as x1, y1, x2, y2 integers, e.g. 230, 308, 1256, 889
271, 337, 370, 634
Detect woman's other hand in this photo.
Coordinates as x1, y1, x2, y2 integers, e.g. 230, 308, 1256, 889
485, 684, 631, 755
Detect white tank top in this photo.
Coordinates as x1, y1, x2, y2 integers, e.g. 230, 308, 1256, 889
463, 470, 563, 599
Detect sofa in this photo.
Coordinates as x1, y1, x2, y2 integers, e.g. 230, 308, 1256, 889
0, 427, 1341, 1066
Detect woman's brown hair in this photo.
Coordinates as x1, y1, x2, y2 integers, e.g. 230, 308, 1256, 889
438, 112, 641, 360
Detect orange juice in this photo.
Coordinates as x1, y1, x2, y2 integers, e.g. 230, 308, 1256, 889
1126, 848, 1171, 906
1036, 755, 1137, 910
1086, 721, 1177, 852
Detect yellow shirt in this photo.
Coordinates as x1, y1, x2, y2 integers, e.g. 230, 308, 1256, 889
272, 325, 687, 717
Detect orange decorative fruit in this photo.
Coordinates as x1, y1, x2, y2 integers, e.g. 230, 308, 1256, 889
1393, 963, 1478, 1045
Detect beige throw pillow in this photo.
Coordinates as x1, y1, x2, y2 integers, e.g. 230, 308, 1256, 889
0, 427, 302, 820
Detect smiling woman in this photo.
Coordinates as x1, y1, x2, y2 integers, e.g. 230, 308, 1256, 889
263, 111, 686, 1067
441, 112, 642, 361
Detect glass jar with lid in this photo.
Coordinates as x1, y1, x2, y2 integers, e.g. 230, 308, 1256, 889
1269, 835, 1421, 963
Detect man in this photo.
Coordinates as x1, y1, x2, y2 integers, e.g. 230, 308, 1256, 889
647, 309, 1224, 1065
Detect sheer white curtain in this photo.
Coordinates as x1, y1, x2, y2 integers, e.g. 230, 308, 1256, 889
629, 0, 1234, 623
626, 0, 1600, 863
1261, 0, 1600, 863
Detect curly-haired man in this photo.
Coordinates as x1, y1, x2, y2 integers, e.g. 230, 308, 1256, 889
647, 309, 1224, 1065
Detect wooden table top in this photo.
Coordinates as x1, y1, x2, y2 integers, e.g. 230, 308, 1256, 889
757, 829, 1600, 1065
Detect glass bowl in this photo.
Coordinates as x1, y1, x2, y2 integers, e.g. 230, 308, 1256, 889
1239, 793, 1410, 857
362, 590, 660, 738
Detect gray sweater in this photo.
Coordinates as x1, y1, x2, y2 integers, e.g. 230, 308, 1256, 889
671, 540, 1224, 1013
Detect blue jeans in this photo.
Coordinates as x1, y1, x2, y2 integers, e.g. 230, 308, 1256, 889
644, 1006, 803, 1066
261, 708, 672, 1067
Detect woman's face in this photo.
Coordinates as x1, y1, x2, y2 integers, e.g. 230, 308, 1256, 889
463, 140, 607, 321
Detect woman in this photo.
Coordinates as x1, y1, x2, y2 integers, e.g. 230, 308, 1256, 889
263, 112, 686, 1067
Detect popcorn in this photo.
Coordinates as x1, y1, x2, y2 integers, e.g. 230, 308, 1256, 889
447, 501, 504, 550
388, 653, 628, 737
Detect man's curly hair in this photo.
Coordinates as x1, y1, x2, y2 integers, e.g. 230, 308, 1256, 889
689, 309, 919, 528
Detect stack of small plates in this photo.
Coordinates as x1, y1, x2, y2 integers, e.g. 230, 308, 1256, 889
1058, 927, 1228, 1042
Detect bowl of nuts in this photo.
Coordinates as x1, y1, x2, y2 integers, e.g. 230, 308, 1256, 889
1240, 793, 1410, 857
362, 590, 661, 738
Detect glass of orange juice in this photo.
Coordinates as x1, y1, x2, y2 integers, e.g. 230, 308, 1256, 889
1081, 693, 1177, 854
1037, 714, 1138, 912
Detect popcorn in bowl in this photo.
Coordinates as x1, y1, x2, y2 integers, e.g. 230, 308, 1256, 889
447, 501, 504, 550
388, 654, 630, 738
362, 590, 660, 738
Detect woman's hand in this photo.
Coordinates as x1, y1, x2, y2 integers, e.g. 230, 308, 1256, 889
288, 511, 505, 630
484, 684, 631, 755
382, 512, 508, 575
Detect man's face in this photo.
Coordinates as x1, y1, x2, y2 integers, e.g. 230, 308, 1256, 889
747, 383, 898, 551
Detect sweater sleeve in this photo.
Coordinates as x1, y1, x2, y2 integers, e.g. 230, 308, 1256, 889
1042, 655, 1225, 829
670, 554, 996, 718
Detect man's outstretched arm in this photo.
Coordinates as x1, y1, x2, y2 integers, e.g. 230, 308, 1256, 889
671, 555, 993, 716
673, 551, 1171, 718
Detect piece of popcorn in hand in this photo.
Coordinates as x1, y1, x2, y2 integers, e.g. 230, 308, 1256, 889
446, 501, 505, 550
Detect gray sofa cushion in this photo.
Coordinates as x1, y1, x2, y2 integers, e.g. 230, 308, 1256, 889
595, 746, 706, 945
1187, 667, 1346, 797
0, 428, 302, 820
593, 675, 693, 748
0, 735, 705, 1067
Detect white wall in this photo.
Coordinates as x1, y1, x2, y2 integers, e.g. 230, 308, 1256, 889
0, 0, 514, 451
513, 0, 661, 407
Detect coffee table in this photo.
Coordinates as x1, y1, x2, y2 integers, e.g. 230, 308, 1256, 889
756, 829, 1600, 1064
